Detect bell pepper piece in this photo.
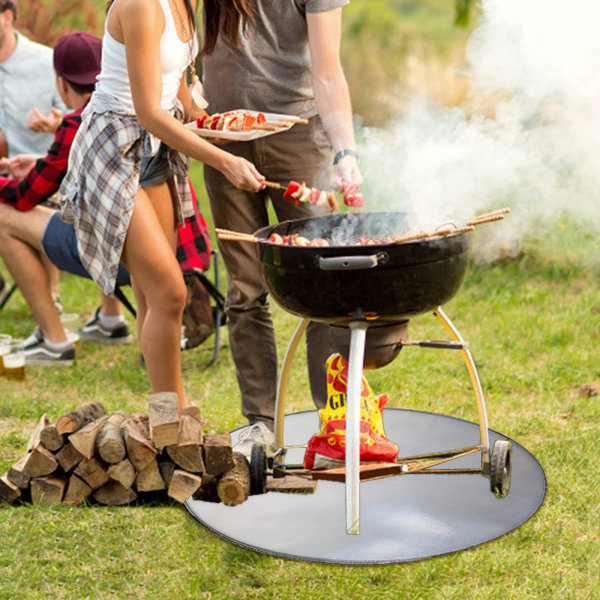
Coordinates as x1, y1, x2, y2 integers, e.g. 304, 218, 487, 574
283, 180, 301, 200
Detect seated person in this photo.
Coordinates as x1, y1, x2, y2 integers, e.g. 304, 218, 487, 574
0, 31, 131, 366
0, 0, 65, 158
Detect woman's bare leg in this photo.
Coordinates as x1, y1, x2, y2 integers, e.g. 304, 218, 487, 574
121, 181, 187, 407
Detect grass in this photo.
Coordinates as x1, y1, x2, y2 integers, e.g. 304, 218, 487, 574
2, 3, 598, 598
1, 161, 599, 599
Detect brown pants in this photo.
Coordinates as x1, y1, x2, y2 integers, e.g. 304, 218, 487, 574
204, 116, 334, 428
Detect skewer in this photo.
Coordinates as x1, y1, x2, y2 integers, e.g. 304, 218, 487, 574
263, 181, 282, 190
467, 207, 511, 225
467, 214, 506, 226
253, 123, 284, 131
215, 228, 258, 243
390, 225, 475, 245
277, 117, 309, 125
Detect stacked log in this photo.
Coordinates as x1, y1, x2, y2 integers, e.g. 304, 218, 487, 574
0, 397, 249, 507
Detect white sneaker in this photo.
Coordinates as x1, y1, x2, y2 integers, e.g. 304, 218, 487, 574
233, 422, 275, 460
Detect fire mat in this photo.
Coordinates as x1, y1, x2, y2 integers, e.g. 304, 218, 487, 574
185, 409, 546, 564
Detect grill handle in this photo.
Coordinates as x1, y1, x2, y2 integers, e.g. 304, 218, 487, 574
318, 252, 388, 271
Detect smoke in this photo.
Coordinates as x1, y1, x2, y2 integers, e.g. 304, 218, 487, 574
357, 0, 600, 262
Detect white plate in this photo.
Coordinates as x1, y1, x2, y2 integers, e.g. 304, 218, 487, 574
185, 110, 297, 141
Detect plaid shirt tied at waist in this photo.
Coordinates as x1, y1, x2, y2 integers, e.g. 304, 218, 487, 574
59, 91, 193, 295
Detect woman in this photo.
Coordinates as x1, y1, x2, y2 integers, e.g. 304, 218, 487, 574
201, 0, 362, 455
60, 0, 265, 408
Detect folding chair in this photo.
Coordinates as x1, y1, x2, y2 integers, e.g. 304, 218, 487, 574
0, 279, 17, 311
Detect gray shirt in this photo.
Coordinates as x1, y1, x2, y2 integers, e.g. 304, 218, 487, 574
202, 0, 349, 118
0, 32, 66, 157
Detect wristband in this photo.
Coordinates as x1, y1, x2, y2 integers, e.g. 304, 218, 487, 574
333, 149, 359, 165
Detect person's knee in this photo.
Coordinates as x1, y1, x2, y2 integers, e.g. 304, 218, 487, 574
154, 275, 187, 317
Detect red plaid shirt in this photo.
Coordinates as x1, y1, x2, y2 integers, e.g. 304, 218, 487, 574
0, 108, 83, 212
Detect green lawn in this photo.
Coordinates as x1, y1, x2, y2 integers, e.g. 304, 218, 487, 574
1, 162, 598, 599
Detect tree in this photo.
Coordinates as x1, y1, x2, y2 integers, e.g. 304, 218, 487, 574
16, 0, 101, 46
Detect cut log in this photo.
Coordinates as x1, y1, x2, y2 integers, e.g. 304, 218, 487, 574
148, 391, 180, 448
180, 404, 202, 422
39, 423, 64, 452
68, 417, 108, 459
93, 481, 137, 505
96, 416, 126, 464
74, 457, 109, 490
63, 474, 93, 506
0, 474, 21, 504
166, 415, 204, 473
203, 433, 235, 475
31, 475, 67, 505
158, 460, 176, 487
135, 458, 165, 492
168, 469, 203, 504
266, 474, 316, 494
55, 442, 84, 473
122, 417, 157, 471
106, 459, 136, 489
27, 414, 49, 451
7, 455, 30, 489
217, 452, 250, 506
55, 401, 106, 435
192, 473, 220, 503
22, 445, 58, 478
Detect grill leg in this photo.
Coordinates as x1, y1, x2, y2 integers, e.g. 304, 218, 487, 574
346, 320, 368, 535
274, 319, 309, 451
433, 307, 490, 473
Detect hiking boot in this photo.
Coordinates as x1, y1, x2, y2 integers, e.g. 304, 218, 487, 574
79, 308, 132, 344
233, 421, 275, 460
24, 328, 75, 366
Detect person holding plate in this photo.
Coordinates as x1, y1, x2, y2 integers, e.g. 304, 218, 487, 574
201, 0, 362, 455
60, 0, 265, 409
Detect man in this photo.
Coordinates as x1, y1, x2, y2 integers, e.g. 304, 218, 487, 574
0, 31, 132, 366
0, 0, 65, 158
202, 0, 363, 456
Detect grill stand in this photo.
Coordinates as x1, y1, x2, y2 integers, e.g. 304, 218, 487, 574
273, 307, 492, 535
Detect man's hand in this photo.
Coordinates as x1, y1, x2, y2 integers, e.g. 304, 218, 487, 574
0, 154, 39, 178
26, 107, 63, 133
334, 154, 362, 189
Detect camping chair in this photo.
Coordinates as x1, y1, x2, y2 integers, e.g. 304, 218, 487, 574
0, 279, 17, 311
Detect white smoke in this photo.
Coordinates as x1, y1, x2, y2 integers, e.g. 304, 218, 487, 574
357, 0, 600, 261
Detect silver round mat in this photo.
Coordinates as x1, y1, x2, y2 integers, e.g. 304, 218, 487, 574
186, 409, 546, 564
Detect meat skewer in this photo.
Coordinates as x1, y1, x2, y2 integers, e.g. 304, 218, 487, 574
282, 181, 338, 211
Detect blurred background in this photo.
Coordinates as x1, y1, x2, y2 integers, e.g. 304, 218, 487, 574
15, 0, 477, 126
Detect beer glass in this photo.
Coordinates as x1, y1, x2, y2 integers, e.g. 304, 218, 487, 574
60, 313, 80, 349
0, 334, 12, 376
3, 339, 25, 381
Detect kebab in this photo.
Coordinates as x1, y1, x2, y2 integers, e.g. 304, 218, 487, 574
282, 180, 339, 211
266, 178, 362, 211
196, 110, 272, 132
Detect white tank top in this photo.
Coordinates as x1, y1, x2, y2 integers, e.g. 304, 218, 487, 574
96, 0, 197, 112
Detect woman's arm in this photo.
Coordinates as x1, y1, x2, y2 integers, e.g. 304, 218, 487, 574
307, 8, 362, 187
108, 0, 263, 191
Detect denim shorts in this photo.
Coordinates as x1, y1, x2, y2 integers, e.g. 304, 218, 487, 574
139, 143, 172, 188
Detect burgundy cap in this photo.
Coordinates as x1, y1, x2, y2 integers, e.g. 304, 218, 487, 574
53, 31, 102, 86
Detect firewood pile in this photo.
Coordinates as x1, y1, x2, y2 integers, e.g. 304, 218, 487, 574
0, 394, 251, 507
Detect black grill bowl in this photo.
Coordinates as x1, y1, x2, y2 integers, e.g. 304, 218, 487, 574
255, 212, 471, 324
